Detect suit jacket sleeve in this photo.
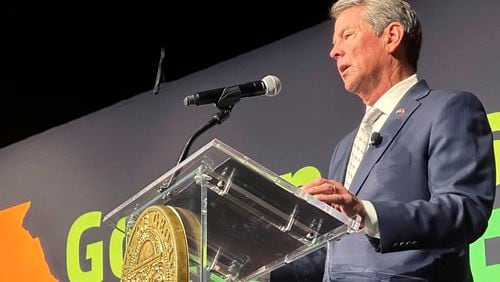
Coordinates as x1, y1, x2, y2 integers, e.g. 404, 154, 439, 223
371, 91, 495, 253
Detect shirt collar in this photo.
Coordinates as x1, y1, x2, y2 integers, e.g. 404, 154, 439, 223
373, 74, 419, 115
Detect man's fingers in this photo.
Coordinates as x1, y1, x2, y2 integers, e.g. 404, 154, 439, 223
301, 178, 330, 189
313, 193, 345, 204
303, 183, 336, 195
329, 179, 344, 188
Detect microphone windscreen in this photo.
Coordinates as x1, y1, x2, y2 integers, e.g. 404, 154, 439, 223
370, 132, 382, 146
262, 75, 281, 96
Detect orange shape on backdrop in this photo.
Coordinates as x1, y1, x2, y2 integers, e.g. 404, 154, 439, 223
0, 201, 58, 281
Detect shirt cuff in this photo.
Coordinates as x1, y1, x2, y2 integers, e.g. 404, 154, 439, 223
361, 200, 380, 238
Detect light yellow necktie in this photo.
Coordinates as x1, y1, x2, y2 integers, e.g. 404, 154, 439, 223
344, 107, 383, 189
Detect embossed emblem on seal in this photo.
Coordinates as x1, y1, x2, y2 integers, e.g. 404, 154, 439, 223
121, 205, 188, 282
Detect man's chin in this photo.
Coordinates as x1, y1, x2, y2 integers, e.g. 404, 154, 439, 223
343, 82, 357, 93
342, 77, 363, 93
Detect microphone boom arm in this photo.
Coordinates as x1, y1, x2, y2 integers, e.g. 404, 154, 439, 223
176, 106, 232, 164
158, 106, 232, 194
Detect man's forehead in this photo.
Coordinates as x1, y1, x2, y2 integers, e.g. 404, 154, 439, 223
333, 19, 360, 37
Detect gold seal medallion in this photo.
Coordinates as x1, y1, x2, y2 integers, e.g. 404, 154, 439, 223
121, 205, 188, 282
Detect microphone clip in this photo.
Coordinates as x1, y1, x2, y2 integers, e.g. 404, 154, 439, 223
216, 86, 241, 109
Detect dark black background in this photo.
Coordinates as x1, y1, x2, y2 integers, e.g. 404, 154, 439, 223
3, 2, 333, 149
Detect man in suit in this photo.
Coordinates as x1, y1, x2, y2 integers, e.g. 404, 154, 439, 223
303, 0, 496, 281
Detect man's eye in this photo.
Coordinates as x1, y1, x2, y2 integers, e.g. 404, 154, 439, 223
344, 33, 352, 39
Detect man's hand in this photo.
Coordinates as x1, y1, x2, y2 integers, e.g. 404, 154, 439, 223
302, 178, 366, 227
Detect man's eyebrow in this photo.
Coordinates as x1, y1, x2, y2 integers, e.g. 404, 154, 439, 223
332, 27, 347, 45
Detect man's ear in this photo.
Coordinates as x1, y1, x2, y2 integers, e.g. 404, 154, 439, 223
384, 22, 405, 53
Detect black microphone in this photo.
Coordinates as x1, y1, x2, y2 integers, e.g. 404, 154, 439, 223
184, 75, 281, 106
370, 132, 383, 146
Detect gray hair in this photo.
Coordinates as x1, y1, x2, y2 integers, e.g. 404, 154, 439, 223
331, 0, 422, 70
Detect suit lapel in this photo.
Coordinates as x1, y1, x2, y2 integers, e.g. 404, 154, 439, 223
349, 80, 431, 195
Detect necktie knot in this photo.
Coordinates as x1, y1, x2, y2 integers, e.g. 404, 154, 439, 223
362, 107, 383, 125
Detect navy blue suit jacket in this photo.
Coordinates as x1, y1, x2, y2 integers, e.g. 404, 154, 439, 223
323, 80, 495, 281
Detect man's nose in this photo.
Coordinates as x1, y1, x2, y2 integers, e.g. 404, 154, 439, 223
330, 44, 343, 60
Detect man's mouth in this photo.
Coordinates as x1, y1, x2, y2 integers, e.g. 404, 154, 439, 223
339, 64, 350, 75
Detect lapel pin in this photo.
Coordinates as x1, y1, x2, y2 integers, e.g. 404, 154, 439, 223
395, 107, 406, 115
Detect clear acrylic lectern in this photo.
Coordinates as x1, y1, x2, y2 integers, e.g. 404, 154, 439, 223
104, 139, 360, 281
